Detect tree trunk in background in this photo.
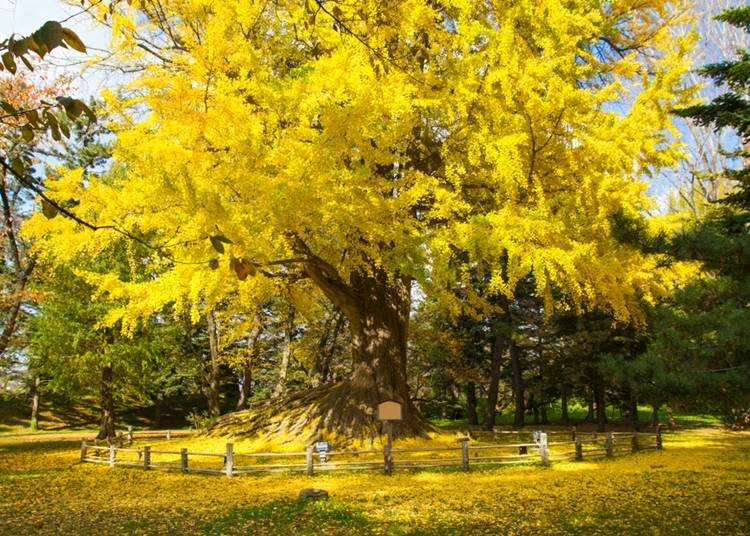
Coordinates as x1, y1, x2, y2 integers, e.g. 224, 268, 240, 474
651, 404, 660, 427
530, 393, 539, 425
585, 393, 595, 422
153, 395, 163, 428
560, 387, 570, 425
313, 308, 344, 386
510, 340, 525, 429
29, 375, 40, 431
482, 326, 506, 431
466, 382, 478, 426
97, 363, 115, 439
666, 405, 676, 430
594, 380, 606, 432
206, 312, 221, 417
0, 175, 36, 359
273, 309, 295, 398
237, 313, 263, 410
630, 396, 640, 431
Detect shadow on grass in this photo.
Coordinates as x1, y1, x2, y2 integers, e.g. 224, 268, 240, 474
203, 499, 377, 535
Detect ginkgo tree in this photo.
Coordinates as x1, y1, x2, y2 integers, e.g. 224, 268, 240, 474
26, 0, 695, 437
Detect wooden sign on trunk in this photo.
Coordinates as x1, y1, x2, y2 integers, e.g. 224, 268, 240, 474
377, 400, 402, 421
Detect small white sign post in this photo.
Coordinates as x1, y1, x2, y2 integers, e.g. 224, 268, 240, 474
378, 400, 402, 475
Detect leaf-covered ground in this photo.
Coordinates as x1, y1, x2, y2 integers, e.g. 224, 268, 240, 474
0, 428, 748, 535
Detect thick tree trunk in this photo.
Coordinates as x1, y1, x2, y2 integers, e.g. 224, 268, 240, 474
342, 270, 422, 436
213, 248, 429, 439
264, 253, 427, 436
466, 382, 478, 426
560, 387, 570, 425
237, 315, 263, 410
273, 309, 295, 398
97, 363, 115, 440
482, 326, 506, 431
30, 375, 40, 431
206, 312, 221, 418
510, 340, 525, 429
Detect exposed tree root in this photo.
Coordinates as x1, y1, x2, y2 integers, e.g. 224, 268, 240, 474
207, 380, 433, 444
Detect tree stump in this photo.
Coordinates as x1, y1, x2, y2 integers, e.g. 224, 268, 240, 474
299, 488, 329, 501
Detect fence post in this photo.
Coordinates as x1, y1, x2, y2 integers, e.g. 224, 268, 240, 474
127, 426, 133, 445
605, 433, 614, 457
225, 443, 234, 477
631, 432, 639, 453
306, 446, 314, 476
80, 439, 87, 462
109, 445, 116, 467
571, 425, 577, 441
383, 422, 393, 476
166, 430, 171, 441
143, 446, 151, 470
540, 432, 549, 467
656, 425, 663, 450
575, 437, 583, 461
181, 448, 188, 473
461, 442, 469, 472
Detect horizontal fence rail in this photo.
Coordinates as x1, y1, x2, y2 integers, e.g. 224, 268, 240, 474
79, 427, 665, 477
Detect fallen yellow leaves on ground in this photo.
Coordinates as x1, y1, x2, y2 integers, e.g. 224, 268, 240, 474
0, 428, 748, 535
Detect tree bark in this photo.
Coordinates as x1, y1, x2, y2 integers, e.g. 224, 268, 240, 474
585, 394, 595, 422
510, 340, 525, 429
630, 395, 640, 431
97, 363, 115, 439
530, 393, 540, 425
206, 311, 221, 417
153, 395, 163, 428
482, 325, 506, 431
273, 309, 295, 398
594, 380, 606, 432
651, 404, 660, 427
466, 381, 478, 426
298, 251, 425, 436
30, 375, 40, 431
313, 309, 344, 386
0, 175, 35, 358
665, 404, 676, 430
237, 313, 263, 410
560, 387, 570, 425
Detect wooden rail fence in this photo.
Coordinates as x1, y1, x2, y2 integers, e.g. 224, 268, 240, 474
79, 428, 664, 477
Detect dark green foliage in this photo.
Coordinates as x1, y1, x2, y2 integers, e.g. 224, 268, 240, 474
644, 5, 750, 428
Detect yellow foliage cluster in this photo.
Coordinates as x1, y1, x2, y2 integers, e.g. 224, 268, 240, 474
23, 0, 698, 330
0, 428, 748, 534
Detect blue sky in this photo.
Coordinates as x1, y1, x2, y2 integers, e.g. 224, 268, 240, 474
0, 0, 111, 96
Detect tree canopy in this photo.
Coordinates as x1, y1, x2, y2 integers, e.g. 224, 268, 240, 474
24, 0, 696, 437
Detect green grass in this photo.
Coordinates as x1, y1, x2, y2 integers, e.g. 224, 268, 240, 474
429, 403, 722, 429
0, 427, 748, 534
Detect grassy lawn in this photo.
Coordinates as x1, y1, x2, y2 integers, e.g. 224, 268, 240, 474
0, 427, 748, 535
